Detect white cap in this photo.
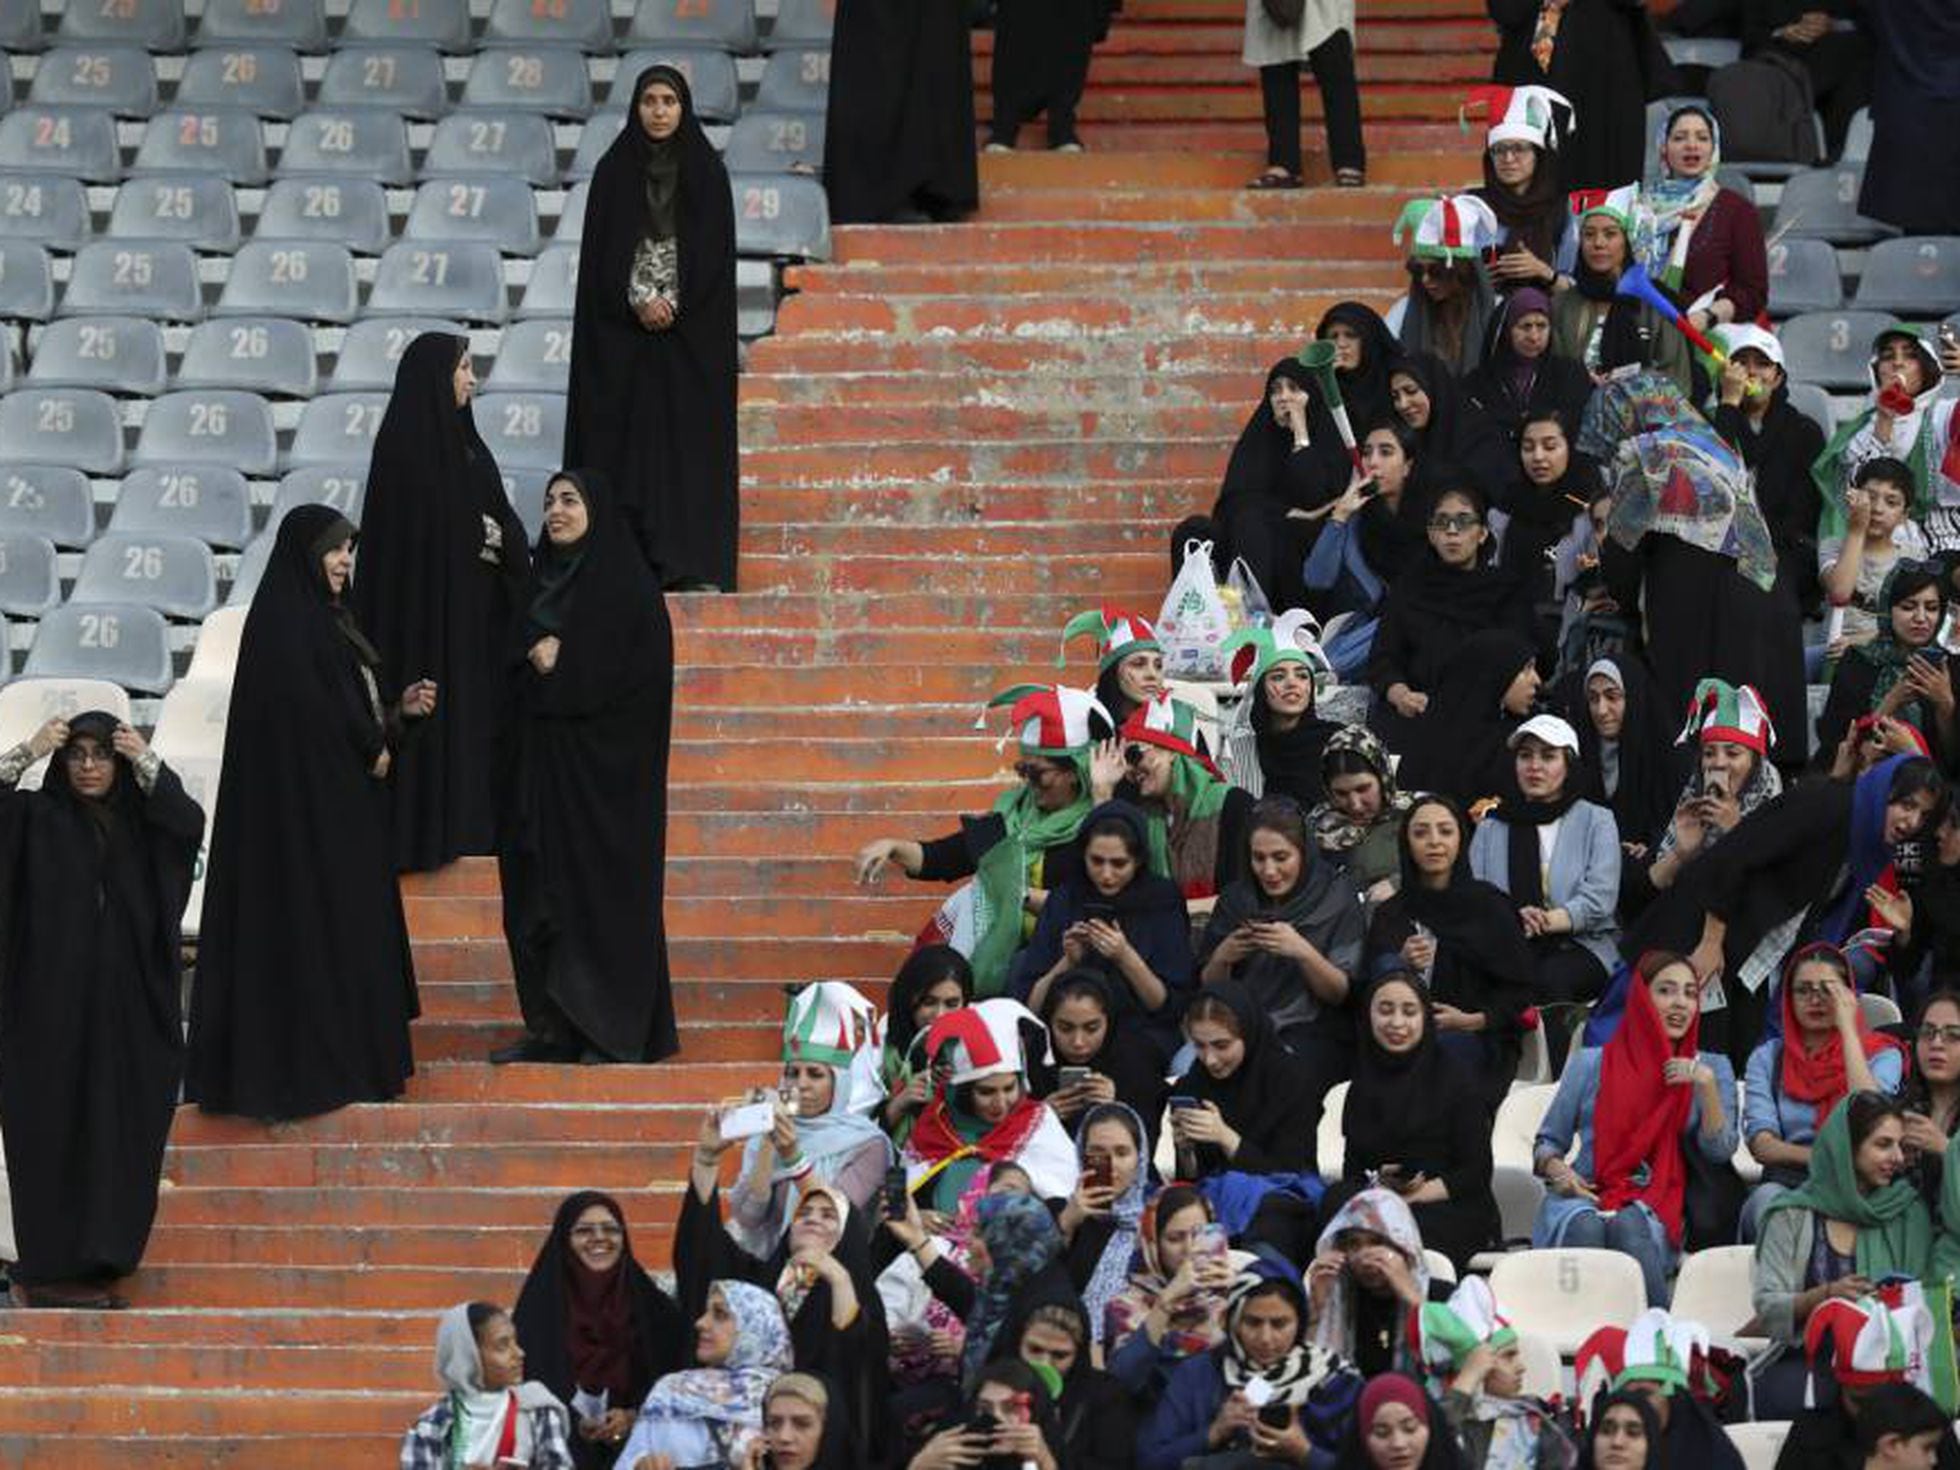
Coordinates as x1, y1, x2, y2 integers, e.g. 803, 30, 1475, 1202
1508, 713, 1581, 754
1716, 322, 1785, 370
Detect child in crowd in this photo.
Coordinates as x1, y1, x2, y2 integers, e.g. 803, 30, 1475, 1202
1821, 458, 1931, 660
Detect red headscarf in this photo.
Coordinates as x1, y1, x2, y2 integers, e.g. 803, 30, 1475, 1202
1358, 1372, 1432, 1431
1593, 956, 1699, 1247
1778, 942, 1904, 1126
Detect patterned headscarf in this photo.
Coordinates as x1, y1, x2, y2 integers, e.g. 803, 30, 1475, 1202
1308, 724, 1412, 854
1074, 1103, 1151, 1347
638, 1281, 791, 1445
960, 1193, 1064, 1389
1309, 1189, 1431, 1358
1220, 1260, 1352, 1407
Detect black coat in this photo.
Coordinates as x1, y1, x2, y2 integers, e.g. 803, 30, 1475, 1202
1713, 396, 1825, 617
1462, 352, 1595, 452
0, 714, 201, 1286
566, 68, 739, 590
186, 505, 421, 1120
823, 0, 978, 224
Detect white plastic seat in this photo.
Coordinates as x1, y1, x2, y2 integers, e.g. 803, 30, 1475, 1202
0, 108, 124, 184
215, 239, 359, 323
421, 112, 558, 185
285, 392, 389, 469
277, 110, 414, 186
1662, 35, 1740, 68
1488, 1249, 1648, 1355
110, 466, 255, 548
341, 0, 473, 52
1842, 108, 1872, 164
177, 316, 319, 398
1859, 992, 1904, 1028
193, 0, 328, 52
724, 110, 825, 174
1780, 310, 1896, 392
1669, 1245, 1765, 1348
483, 0, 614, 51
175, 44, 307, 119
183, 603, 247, 681
0, 389, 125, 473
107, 175, 243, 252
60, 241, 203, 321
329, 317, 463, 391
1492, 1083, 1558, 1171
1316, 1081, 1347, 1180
0, 532, 61, 614
1786, 381, 1835, 437
1766, 237, 1842, 317
131, 109, 268, 185
614, 47, 741, 122
25, 603, 174, 693
460, 47, 593, 117
1853, 236, 1960, 316
28, 317, 168, 396
485, 317, 572, 391
565, 111, 619, 180
1515, 1332, 1562, 1400
0, 464, 96, 546
404, 177, 543, 256
28, 45, 159, 115
254, 178, 391, 255
269, 465, 365, 527
225, 530, 271, 604
151, 674, 231, 756
1424, 1249, 1457, 1286
57, 0, 185, 52
474, 391, 565, 470
1772, 167, 1896, 246
132, 390, 278, 476
1489, 1163, 1546, 1247
1726, 1422, 1792, 1470
71, 530, 218, 620
317, 44, 450, 120
626, 0, 756, 52
368, 241, 508, 323
0, 677, 132, 790
754, 45, 829, 112
0, 179, 90, 251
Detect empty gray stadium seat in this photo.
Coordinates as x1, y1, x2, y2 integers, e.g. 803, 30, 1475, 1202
554, 180, 588, 242
1843, 109, 1872, 165
0, 464, 95, 546
483, 0, 613, 51
627, 0, 756, 52
215, 239, 358, 322
226, 532, 270, 603
1766, 237, 1842, 317
28, 316, 168, 395
1780, 309, 1896, 391
0, 242, 56, 320
286, 391, 389, 468
731, 173, 831, 260
342, 0, 472, 51
60, 241, 202, 320
0, 0, 44, 50
503, 467, 549, 539
369, 240, 508, 322
177, 315, 318, 397
423, 112, 559, 185
566, 112, 620, 179
110, 466, 254, 546
1853, 236, 1960, 315
318, 44, 450, 119
735, 257, 773, 337
461, 47, 593, 116
254, 177, 391, 254
0, 532, 60, 614
0, 179, 90, 251
515, 240, 579, 317
175, 44, 306, 118
486, 317, 572, 390
73, 532, 217, 619
132, 109, 268, 185
0, 390, 123, 473
329, 316, 463, 390
58, 0, 185, 51
724, 110, 824, 173
0, 108, 124, 184
194, 0, 327, 51
277, 110, 414, 186
755, 46, 829, 111
614, 47, 740, 122
29, 46, 159, 114
405, 177, 543, 255
1773, 167, 1896, 245
108, 175, 243, 251
133, 389, 277, 475
763, 0, 833, 47
26, 603, 174, 692
0, 344, 11, 394
271, 464, 365, 523
474, 391, 565, 469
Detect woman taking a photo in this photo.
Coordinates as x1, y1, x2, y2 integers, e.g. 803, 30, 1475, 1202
1301, 422, 1427, 679
1814, 563, 1956, 765
1103, 1185, 1236, 1407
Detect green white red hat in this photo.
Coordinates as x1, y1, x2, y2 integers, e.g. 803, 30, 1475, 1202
1120, 694, 1222, 778
1677, 678, 1776, 755
1805, 1295, 1932, 1389
924, 996, 1050, 1085
1414, 1277, 1518, 1373
1569, 183, 1644, 237
1224, 610, 1331, 687
1576, 1309, 1711, 1404
1059, 606, 1161, 674
979, 683, 1115, 758
1461, 84, 1574, 152
782, 980, 880, 1070
1393, 194, 1502, 262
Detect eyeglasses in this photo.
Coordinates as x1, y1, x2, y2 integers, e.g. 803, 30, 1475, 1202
1013, 760, 1061, 785
1489, 142, 1534, 159
63, 746, 112, 767
570, 1223, 624, 1241
1428, 512, 1480, 533
1920, 1024, 1960, 1046
1789, 982, 1836, 1001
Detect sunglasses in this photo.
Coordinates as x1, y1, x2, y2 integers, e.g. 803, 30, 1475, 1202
1122, 743, 1149, 766
1406, 261, 1454, 282
1428, 512, 1481, 533
1013, 760, 1061, 784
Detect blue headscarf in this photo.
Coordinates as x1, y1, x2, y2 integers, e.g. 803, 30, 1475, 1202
1815, 754, 1921, 946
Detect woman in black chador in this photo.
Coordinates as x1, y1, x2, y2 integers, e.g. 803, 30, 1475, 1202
352, 331, 529, 874
823, 0, 979, 224
187, 506, 437, 1121
0, 713, 202, 1308
566, 66, 738, 593
494, 470, 678, 1065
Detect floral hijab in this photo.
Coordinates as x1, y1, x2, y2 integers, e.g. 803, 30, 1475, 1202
638, 1281, 791, 1452
1074, 1102, 1151, 1347
1309, 1189, 1431, 1358
960, 1192, 1064, 1389
1307, 724, 1412, 854
1103, 1190, 1230, 1362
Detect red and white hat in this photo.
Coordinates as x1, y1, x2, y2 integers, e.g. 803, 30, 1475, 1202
1120, 693, 1222, 778
1462, 84, 1575, 152
1059, 606, 1161, 674
1805, 1295, 1933, 1390
923, 996, 1050, 1086
979, 683, 1115, 758
1576, 1309, 1711, 1409
1677, 678, 1776, 755
1393, 193, 1503, 262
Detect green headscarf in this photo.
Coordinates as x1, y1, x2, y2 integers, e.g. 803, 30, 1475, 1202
1141, 753, 1231, 881
1762, 1100, 1933, 1282
1930, 1134, 1960, 1286
968, 747, 1093, 997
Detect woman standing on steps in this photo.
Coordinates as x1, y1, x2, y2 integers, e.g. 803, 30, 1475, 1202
1243, 0, 1366, 190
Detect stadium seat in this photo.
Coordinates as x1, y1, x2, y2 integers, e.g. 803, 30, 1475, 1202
1772, 167, 1896, 245
1515, 1333, 1561, 1401
0, 0, 43, 51
28, 46, 159, 115
131, 390, 278, 476
1842, 107, 1872, 165
131, 110, 269, 185
270, 465, 366, 525
1765, 237, 1842, 317
194, 0, 328, 52
24, 603, 175, 693
318, 44, 450, 120
485, 317, 573, 391
422, 113, 559, 188
763, 0, 834, 49
0, 679, 134, 792
72, 531, 217, 619
184, 603, 247, 680
107, 175, 243, 252
0, 532, 60, 614
0, 108, 124, 184
60, 241, 202, 321
254, 178, 392, 255
0, 389, 125, 473
474, 390, 566, 470
277, 110, 415, 187
225, 530, 271, 603
1785, 380, 1836, 436
503, 467, 550, 539
405, 177, 543, 256
1425, 1250, 1457, 1286
626, 0, 757, 53
0, 178, 90, 250
0, 464, 96, 546
1489, 1164, 1545, 1248
1727, 1422, 1792, 1470
566, 113, 620, 179
28, 317, 168, 396
342, 0, 473, 52
368, 241, 509, 323
111, 466, 254, 547
1780, 309, 1895, 391
1492, 1082, 1557, 1171
724, 110, 825, 174
460, 47, 594, 117
515, 241, 580, 317
1853, 236, 1960, 315
731, 173, 832, 260
176, 45, 306, 118
0, 343, 12, 394
483, 0, 614, 51
215, 239, 359, 323
285, 392, 389, 468
177, 316, 319, 398
614, 47, 741, 122
1662, 35, 1740, 68
1713, 166, 1755, 204
554, 180, 589, 242
1489, 1249, 1647, 1354
58, 0, 185, 51
151, 675, 231, 758
1859, 992, 1904, 1028
1316, 1081, 1347, 1178
0, 242, 56, 320
755, 46, 830, 112
1669, 1245, 1765, 1347
329, 316, 463, 391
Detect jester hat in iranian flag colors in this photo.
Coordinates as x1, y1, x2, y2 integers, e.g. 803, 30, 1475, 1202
1805, 1294, 1933, 1389
1460, 84, 1575, 151
1224, 610, 1331, 687
782, 980, 880, 1071
923, 996, 1051, 1086
1059, 605, 1161, 673
1575, 1308, 1712, 1409
1676, 677, 1776, 755
1393, 193, 1502, 262
1120, 693, 1223, 778
977, 684, 1115, 758
1568, 182, 1643, 237
1413, 1276, 1519, 1374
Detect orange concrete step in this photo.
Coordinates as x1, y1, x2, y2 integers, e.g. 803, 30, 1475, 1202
158, 1139, 695, 1192
737, 399, 1238, 445
414, 980, 795, 1025
1069, 85, 1472, 123
671, 622, 1165, 667
782, 259, 1399, 296
10, 1310, 439, 1348
738, 437, 1227, 481
410, 855, 897, 900
974, 146, 1476, 190
407, 1017, 781, 1061
412, 934, 912, 985
399, 1063, 781, 1105
405, 892, 931, 942
5, 1341, 433, 1393
673, 659, 1106, 704
720, 551, 1162, 598
742, 331, 1388, 376
731, 480, 1213, 524
977, 50, 1487, 88
1122, 0, 1487, 20
0, 1386, 431, 1437
766, 294, 1374, 346
668, 583, 1189, 631
151, 1182, 691, 1232
833, 219, 1393, 265
1072, 120, 1468, 154
0, 1432, 401, 1466
169, 1101, 710, 1149
1084, 18, 1491, 53
964, 183, 1415, 223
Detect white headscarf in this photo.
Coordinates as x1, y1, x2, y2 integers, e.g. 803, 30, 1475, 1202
434, 1303, 562, 1469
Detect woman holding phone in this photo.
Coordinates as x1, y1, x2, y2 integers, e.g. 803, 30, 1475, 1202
1104, 1185, 1236, 1409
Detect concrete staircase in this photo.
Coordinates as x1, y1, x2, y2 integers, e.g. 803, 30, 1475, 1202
0, 1, 1485, 1461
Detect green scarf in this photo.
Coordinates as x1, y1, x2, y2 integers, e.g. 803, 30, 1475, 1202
1762, 1105, 1933, 1281
968, 748, 1093, 997
1932, 1134, 1960, 1286
1143, 755, 1232, 880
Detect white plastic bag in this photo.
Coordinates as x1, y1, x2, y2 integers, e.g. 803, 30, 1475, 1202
1222, 557, 1273, 634
1157, 540, 1233, 679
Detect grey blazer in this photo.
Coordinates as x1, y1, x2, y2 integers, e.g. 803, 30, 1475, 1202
1468, 797, 1623, 973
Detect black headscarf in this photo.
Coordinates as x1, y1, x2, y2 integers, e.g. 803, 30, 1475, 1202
1251, 677, 1340, 805
1315, 301, 1400, 429
1217, 357, 1354, 516
1489, 740, 1587, 911
884, 944, 974, 1066
1034, 968, 1171, 1136
1381, 501, 1525, 643
1391, 351, 1521, 510
1557, 653, 1680, 850
1506, 411, 1604, 574
1172, 980, 1316, 1176
629, 66, 687, 241
1343, 971, 1459, 1175
511, 1190, 686, 1412
1578, 1389, 1670, 1469
1396, 628, 1539, 803
1475, 144, 1566, 267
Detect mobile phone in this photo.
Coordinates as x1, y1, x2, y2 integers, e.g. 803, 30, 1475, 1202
1257, 1403, 1294, 1430
717, 1099, 774, 1142
1057, 1065, 1091, 1089
1079, 899, 1117, 923
883, 1164, 910, 1221
1919, 646, 1948, 668
1701, 775, 1727, 802
965, 1409, 999, 1436
1192, 1221, 1229, 1262
1168, 1095, 1201, 1110
1085, 1153, 1113, 1189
